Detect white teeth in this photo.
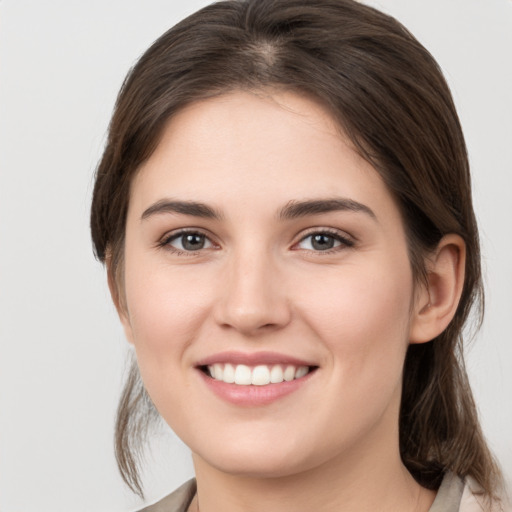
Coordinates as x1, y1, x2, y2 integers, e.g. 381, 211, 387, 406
252, 365, 270, 386
270, 365, 284, 383
223, 363, 235, 383
234, 364, 252, 385
213, 363, 223, 381
206, 363, 312, 385
295, 366, 309, 379
283, 365, 295, 382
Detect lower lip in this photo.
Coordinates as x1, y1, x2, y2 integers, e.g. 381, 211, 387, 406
197, 369, 315, 406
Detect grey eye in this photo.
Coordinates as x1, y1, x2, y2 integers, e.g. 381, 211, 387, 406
296, 231, 354, 252
169, 232, 213, 251
300, 233, 340, 251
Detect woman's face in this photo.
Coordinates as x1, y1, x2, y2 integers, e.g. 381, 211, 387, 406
120, 90, 419, 478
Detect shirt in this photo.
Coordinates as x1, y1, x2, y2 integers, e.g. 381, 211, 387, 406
137, 472, 509, 512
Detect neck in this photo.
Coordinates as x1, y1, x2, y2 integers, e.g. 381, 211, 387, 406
190, 423, 435, 512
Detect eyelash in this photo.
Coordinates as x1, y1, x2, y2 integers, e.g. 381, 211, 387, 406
293, 228, 355, 254
158, 229, 216, 256
158, 228, 355, 256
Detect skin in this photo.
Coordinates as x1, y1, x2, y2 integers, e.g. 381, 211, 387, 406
113, 90, 465, 512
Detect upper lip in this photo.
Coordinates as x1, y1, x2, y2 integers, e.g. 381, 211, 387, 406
195, 351, 317, 368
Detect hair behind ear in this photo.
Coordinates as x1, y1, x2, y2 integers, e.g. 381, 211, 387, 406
400, 335, 502, 496
115, 355, 159, 498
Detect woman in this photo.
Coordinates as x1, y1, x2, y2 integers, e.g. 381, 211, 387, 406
90, 0, 507, 510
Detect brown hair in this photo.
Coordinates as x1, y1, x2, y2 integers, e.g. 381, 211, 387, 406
90, 0, 502, 499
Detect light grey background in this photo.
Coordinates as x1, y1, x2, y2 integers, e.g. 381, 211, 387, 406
0, 1, 510, 510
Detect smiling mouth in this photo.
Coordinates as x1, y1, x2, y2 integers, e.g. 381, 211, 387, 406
200, 363, 317, 386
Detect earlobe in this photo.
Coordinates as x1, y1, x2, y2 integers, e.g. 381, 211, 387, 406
409, 234, 466, 344
106, 251, 135, 345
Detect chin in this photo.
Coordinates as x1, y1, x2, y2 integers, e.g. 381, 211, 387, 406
193, 437, 318, 479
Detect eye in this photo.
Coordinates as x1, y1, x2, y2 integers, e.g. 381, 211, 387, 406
295, 230, 354, 252
163, 231, 214, 252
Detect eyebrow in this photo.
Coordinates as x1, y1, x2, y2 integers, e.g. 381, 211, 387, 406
141, 197, 376, 222
141, 199, 223, 221
278, 198, 377, 221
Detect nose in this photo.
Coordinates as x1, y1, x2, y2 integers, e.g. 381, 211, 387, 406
213, 248, 292, 336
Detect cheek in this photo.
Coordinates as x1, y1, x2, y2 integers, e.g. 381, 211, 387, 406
122, 262, 214, 418
290, 258, 414, 451
121, 254, 216, 405
299, 257, 414, 379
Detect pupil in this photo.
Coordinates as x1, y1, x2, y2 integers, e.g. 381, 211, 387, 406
183, 234, 204, 250
312, 234, 334, 250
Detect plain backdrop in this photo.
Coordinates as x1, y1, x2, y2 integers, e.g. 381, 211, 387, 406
0, 1, 511, 511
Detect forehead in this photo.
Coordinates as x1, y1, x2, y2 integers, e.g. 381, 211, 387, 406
129, 90, 400, 226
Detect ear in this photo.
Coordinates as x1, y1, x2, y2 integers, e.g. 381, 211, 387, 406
106, 250, 135, 345
409, 234, 466, 344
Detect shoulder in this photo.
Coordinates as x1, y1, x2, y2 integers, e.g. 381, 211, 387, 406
134, 474, 511, 512
430, 473, 511, 512
137, 479, 197, 512
459, 477, 511, 512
